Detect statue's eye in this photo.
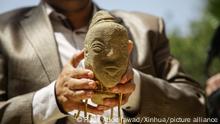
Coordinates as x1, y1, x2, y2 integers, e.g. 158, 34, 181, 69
91, 41, 104, 53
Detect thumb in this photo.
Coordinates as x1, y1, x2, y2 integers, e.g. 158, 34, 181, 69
70, 49, 84, 67
128, 40, 133, 55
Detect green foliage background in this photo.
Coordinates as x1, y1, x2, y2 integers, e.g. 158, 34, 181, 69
168, 0, 220, 87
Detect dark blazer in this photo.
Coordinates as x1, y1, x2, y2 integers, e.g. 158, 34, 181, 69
0, 3, 206, 124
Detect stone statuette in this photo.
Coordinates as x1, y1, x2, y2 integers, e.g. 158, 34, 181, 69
84, 10, 129, 105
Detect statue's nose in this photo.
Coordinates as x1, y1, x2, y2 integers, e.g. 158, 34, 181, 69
107, 48, 114, 57
106, 48, 121, 61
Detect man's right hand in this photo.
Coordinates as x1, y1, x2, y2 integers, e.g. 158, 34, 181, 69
55, 50, 104, 115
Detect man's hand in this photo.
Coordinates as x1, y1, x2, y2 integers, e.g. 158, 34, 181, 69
206, 73, 220, 96
56, 50, 104, 114
98, 40, 136, 109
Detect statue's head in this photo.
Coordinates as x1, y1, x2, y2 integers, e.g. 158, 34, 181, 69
84, 11, 129, 88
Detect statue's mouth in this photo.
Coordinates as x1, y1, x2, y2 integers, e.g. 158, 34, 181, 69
94, 66, 126, 88
104, 66, 121, 76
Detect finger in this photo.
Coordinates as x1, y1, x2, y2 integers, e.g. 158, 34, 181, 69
121, 65, 133, 84
66, 90, 94, 101
65, 78, 97, 90
97, 105, 111, 111
108, 82, 135, 94
121, 69, 133, 84
72, 68, 94, 79
102, 94, 130, 107
70, 50, 84, 67
128, 40, 133, 55
66, 102, 104, 115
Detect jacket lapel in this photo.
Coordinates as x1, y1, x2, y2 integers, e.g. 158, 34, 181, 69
20, 5, 62, 82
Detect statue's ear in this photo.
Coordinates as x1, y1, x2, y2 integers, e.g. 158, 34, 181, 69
128, 40, 133, 55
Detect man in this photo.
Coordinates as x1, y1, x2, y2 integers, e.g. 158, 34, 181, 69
0, 0, 206, 124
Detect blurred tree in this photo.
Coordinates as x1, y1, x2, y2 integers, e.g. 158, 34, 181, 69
208, 0, 220, 21
168, 0, 220, 86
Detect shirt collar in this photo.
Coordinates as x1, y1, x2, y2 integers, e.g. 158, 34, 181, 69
42, 1, 98, 33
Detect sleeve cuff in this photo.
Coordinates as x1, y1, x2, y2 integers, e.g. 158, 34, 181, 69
32, 81, 67, 124
122, 68, 141, 113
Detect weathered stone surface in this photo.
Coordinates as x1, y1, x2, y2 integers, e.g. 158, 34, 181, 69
84, 11, 129, 104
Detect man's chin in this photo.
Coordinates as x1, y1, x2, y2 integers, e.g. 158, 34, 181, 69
56, 7, 86, 13
48, 0, 90, 13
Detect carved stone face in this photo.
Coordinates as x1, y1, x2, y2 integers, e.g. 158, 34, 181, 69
84, 19, 129, 88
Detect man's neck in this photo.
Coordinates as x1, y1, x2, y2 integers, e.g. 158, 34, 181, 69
61, 2, 93, 30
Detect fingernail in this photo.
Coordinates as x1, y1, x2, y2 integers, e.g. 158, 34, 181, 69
89, 81, 96, 88
87, 71, 94, 77
121, 77, 127, 84
112, 88, 118, 92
